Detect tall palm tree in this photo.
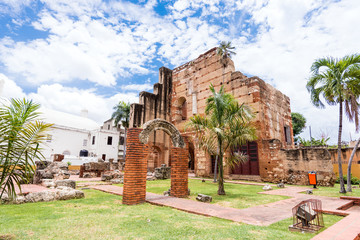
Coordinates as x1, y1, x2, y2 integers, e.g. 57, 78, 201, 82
0, 98, 51, 200
187, 84, 257, 195
213, 41, 236, 183
307, 54, 360, 193
217, 41, 236, 70
112, 101, 131, 160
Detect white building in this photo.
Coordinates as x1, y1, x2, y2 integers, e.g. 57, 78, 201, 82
40, 108, 121, 163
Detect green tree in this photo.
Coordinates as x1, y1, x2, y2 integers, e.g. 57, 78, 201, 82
291, 112, 306, 141
112, 101, 131, 159
0, 98, 51, 200
187, 84, 257, 195
214, 41, 236, 182
307, 54, 360, 193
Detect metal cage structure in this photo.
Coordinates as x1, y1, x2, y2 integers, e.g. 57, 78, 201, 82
289, 199, 324, 233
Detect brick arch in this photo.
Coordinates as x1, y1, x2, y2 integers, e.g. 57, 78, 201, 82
122, 120, 189, 205
139, 118, 185, 148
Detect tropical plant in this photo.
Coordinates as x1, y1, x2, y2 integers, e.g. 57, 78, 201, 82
187, 84, 257, 195
112, 101, 131, 159
0, 98, 51, 200
291, 112, 306, 142
217, 41, 236, 69
298, 137, 329, 147
214, 41, 236, 182
306, 54, 360, 193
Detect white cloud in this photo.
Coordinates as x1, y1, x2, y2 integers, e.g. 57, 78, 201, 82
27, 84, 139, 124
0, 73, 26, 99
230, 0, 360, 143
121, 83, 153, 92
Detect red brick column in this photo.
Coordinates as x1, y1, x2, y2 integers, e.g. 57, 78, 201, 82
122, 128, 147, 205
170, 147, 188, 197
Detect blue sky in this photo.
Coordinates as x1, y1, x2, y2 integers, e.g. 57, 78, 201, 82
0, 0, 359, 143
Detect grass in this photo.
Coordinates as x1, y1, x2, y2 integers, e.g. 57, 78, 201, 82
0, 189, 342, 240
144, 179, 289, 209
308, 184, 360, 198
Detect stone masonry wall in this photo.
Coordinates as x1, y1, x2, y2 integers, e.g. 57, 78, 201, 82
171, 48, 293, 178
264, 144, 336, 186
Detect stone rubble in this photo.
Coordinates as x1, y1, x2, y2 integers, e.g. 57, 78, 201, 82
196, 194, 212, 203
1, 186, 84, 204
262, 184, 273, 191
33, 161, 71, 184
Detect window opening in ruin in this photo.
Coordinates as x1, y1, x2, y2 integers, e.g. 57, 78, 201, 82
107, 136, 113, 145
284, 125, 292, 144
181, 100, 187, 120
92, 136, 95, 145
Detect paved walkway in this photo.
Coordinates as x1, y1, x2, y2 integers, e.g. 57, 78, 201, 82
90, 184, 360, 239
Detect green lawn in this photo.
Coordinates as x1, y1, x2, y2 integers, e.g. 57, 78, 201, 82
309, 184, 360, 198
144, 179, 289, 209
0, 189, 342, 240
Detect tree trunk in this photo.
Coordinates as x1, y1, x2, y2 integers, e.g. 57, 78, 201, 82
338, 102, 346, 193
213, 146, 219, 183
217, 140, 225, 195
347, 138, 360, 192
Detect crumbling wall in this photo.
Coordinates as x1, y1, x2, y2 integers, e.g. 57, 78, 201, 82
265, 145, 335, 186
129, 67, 173, 168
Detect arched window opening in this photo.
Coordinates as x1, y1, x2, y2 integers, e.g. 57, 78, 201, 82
181, 100, 187, 120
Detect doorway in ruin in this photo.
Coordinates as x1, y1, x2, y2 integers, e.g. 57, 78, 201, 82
146, 146, 161, 172
122, 119, 189, 205
188, 141, 195, 172
232, 141, 260, 175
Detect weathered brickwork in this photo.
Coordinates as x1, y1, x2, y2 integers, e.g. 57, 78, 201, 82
123, 126, 189, 204
122, 128, 147, 205
170, 147, 189, 197
127, 47, 334, 186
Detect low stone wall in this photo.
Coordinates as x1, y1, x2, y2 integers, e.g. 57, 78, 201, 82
280, 148, 336, 186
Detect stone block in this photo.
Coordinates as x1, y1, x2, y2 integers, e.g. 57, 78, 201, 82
196, 194, 212, 202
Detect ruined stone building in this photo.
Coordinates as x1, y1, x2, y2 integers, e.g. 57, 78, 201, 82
129, 48, 335, 185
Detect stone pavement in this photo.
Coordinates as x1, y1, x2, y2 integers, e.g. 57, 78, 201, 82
90, 184, 360, 239
15, 184, 54, 194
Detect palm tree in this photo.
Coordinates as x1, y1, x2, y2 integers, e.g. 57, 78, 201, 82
187, 84, 257, 195
112, 101, 131, 160
307, 54, 360, 193
213, 41, 236, 183
217, 41, 236, 70
0, 98, 51, 200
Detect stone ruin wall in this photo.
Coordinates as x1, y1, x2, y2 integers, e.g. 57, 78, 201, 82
127, 47, 336, 186
260, 140, 335, 186
129, 67, 173, 170
171, 48, 294, 179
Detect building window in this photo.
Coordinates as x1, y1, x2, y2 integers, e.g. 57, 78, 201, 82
107, 136, 113, 145
102, 154, 106, 160
92, 136, 95, 145
83, 139, 87, 146
108, 124, 110, 130
119, 136, 125, 145
46, 134, 52, 142
284, 125, 292, 145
